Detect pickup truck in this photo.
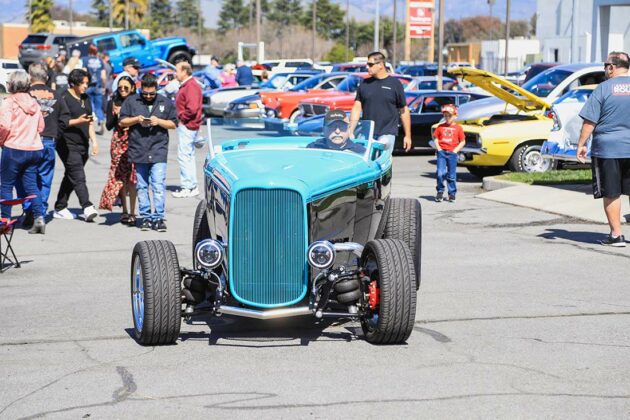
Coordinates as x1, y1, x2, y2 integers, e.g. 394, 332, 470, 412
66, 30, 195, 73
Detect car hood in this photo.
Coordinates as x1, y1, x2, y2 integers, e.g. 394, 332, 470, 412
449, 67, 551, 113
208, 146, 377, 201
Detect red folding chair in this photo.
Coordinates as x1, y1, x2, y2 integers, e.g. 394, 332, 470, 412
0, 195, 35, 273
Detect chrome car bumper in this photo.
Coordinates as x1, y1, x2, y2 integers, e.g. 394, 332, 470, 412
541, 141, 590, 163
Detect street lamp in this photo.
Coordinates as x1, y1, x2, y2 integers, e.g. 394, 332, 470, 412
374, 0, 380, 51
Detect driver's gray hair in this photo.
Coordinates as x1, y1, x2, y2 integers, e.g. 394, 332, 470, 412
7, 70, 31, 93
28, 63, 49, 83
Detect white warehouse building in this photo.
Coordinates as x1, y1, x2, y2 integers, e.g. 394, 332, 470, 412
536, 0, 630, 63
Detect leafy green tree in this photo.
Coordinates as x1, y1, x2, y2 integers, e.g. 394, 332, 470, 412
325, 43, 353, 62
301, 0, 344, 40
27, 0, 54, 33
177, 0, 203, 29
267, 0, 302, 26
91, 0, 109, 27
217, 0, 249, 34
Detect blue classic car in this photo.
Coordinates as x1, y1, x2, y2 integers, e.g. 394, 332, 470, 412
130, 121, 421, 345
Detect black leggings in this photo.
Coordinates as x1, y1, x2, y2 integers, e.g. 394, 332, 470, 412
54, 141, 93, 211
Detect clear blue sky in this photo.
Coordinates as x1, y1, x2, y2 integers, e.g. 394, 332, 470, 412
2, 0, 536, 27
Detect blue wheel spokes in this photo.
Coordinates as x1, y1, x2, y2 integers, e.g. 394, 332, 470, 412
132, 258, 144, 332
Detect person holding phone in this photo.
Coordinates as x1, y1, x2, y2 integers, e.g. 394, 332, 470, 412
53, 68, 99, 222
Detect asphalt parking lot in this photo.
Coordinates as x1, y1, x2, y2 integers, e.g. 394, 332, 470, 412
1, 125, 629, 419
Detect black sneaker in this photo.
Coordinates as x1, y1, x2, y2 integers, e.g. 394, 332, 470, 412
140, 219, 152, 231
154, 219, 167, 232
600, 234, 626, 247
448, 195, 456, 203
435, 192, 444, 202
21, 211, 34, 229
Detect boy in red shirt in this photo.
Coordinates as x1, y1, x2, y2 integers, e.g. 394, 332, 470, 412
433, 104, 465, 202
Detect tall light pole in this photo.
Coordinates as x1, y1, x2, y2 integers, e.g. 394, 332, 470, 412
109, 0, 113, 32
198, 0, 203, 54
437, 0, 444, 90
312, 0, 316, 60
373, 0, 380, 51
504, 0, 510, 75
392, 0, 398, 68
570, 0, 578, 62
345, 0, 350, 61
69, 0, 74, 34
256, 0, 261, 48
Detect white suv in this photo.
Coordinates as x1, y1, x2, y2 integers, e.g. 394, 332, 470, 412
0, 59, 22, 93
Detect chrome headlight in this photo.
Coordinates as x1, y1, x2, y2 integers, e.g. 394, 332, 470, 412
195, 239, 224, 269
307, 241, 336, 270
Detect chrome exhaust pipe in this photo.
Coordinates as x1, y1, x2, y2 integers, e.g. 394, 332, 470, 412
218, 306, 313, 320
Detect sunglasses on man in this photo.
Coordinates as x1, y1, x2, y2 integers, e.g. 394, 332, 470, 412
141, 91, 157, 97
604, 62, 616, 69
366, 61, 382, 68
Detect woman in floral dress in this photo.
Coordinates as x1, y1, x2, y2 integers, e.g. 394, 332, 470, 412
99, 76, 137, 224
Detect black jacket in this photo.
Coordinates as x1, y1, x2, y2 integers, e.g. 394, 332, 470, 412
119, 94, 177, 164
28, 83, 70, 140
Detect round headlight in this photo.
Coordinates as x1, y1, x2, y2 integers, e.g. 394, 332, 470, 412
307, 241, 336, 270
266, 109, 276, 117
195, 239, 224, 269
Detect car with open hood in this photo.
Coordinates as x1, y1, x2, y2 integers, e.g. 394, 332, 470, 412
442, 67, 556, 178
129, 120, 422, 346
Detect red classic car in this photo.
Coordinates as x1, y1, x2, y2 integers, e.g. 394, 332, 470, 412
262, 73, 413, 123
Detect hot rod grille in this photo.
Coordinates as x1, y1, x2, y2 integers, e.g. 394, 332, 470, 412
230, 188, 307, 307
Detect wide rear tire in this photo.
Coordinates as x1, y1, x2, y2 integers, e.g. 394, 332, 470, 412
360, 239, 417, 344
383, 198, 422, 290
192, 199, 211, 269
131, 240, 182, 346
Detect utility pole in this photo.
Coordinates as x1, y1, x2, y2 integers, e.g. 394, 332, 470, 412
392, 0, 398, 68
404, 0, 410, 61
198, 0, 203, 53
374, 0, 380, 51
488, 0, 495, 39
125, 0, 129, 30
69, 0, 74, 34
109, 0, 113, 31
437, 0, 444, 90
504, 0, 510, 75
256, 0, 261, 48
345, 0, 350, 61
570, 0, 578, 62
312, 0, 316, 60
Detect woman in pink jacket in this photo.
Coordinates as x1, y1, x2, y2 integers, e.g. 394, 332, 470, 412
0, 70, 46, 234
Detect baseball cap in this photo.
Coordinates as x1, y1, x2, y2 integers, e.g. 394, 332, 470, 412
123, 57, 141, 69
441, 104, 458, 115
324, 109, 347, 125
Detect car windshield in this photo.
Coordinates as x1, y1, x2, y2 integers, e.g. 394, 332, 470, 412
22, 35, 48, 44
288, 74, 332, 91
336, 75, 362, 92
553, 88, 593, 104
264, 74, 288, 89
520, 68, 572, 97
205, 118, 376, 158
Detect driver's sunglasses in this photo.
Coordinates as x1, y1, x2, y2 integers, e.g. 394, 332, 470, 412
327, 120, 349, 132
141, 91, 157, 97
366, 61, 381, 67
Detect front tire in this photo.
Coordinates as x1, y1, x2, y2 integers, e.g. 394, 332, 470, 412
360, 239, 417, 344
383, 198, 422, 290
508, 143, 556, 173
167, 50, 192, 65
131, 240, 182, 346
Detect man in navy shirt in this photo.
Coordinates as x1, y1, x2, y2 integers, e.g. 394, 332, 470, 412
82, 44, 107, 134
235, 61, 254, 86
119, 73, 177, 232
578, 51, 630, 247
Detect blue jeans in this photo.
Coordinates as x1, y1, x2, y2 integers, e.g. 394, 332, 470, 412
0, 147, 44, 218
135, 162, 167, 221
17, 137, 56, 215
176, 125, 199, 190
86, 86, 104, 123
436, 150, 458, 196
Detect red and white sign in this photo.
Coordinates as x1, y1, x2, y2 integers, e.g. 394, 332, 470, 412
408, 1, 434, 39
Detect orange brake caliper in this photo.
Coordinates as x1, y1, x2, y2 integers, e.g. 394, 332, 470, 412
368, 280, 380, 310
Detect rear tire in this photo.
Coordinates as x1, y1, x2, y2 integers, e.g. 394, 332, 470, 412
508, 143, 556, 173
131, 240, 182, 346
192, 200, 211, 269
360, 239, 416, 344
466, 165, 504, 178
383, 198, 422, 290
168, 50, 192, 65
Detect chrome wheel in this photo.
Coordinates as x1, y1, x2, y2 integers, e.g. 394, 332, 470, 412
522, 149, 553, 172
132, 256, 144, 332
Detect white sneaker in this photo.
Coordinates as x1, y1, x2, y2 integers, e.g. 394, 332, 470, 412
53, 208, 76, 220
194, 138, 206, 149
83, 205, 98, 222
172, 187, 200, 198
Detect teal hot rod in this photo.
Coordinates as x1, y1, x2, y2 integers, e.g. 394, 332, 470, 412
130, 120, 422, 345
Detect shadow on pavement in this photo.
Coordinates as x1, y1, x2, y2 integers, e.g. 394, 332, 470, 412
538, 228, 611, 245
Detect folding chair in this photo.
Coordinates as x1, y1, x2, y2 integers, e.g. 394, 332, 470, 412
0, 195, 35, 273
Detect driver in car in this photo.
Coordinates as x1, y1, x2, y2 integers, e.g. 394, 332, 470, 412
307, 109, 366, 153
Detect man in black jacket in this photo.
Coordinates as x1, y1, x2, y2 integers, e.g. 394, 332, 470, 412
307, 110, 366, 153
18, 63, 70, 227
119, 73, 177, 232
